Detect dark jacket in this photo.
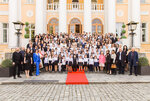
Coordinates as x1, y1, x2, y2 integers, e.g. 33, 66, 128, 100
12, 52, 22, 63
116, 51, 126, 67
128, 51, 138, 66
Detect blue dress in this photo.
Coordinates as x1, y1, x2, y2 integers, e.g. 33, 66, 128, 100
33, 53, 41, 76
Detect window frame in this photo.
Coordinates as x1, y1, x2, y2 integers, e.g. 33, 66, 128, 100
141, 22, 149, 43
1, 23, 9, 44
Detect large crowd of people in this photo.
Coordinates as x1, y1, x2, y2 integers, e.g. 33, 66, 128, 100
12, 32, 139, 79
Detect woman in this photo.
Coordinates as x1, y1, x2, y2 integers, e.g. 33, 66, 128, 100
110, 50, 117, 75
99, 51, 106, 71
105, 50, 111, 74
33, 49, 41, 76
24, 48, 32, 78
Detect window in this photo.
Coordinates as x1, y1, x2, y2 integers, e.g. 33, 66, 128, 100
1, 0, 9, 4
117, 0, 123, 3
116, 22, 124, 37
2, 23, 8, 43
141, 0, 146, 3
141, 23, 148, 42
72, 0, 79, 2
48, 0, 59, 3
26, 0, 34, 4
25, 24, 35, 39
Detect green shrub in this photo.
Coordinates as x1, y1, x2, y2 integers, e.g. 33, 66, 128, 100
24, 34, 29, 38
122, 30, 126, 34
121, 36, 127, 39
1, 59, 13, 68
139, 57, 149, 66
25, 22, 29, 26
25, 27, 29, 32
122, 24, 126, 28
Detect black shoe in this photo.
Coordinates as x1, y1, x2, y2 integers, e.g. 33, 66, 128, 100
129, 74, 132, 75
135, 74, 137, 76
18, 76, 22, 78
14, 77, 16, 79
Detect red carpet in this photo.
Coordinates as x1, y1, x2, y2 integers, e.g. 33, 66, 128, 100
66, 70, 89, 85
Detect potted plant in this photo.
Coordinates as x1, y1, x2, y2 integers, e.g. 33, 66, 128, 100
121, 24, 127, 39
0, 59, 13, 77
138, 57, 150, 75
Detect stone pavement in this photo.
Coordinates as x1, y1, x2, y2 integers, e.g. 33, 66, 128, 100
0, 73, 150, 101
0, 83, 150, 101
0, 72, 150, 84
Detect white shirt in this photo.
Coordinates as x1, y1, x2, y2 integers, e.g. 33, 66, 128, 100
62, 59, 66, 65
44, 57, 49, 64
89, 58, 94, 65
78, 58, 83, 63
84, 58, 89, 64
94, 59, 98, 62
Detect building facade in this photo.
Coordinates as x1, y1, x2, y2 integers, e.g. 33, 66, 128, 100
0, 0, 150, 62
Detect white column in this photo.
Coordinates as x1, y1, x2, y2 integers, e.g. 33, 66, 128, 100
107, 0, 116, 34
84, 0, 92, 36
104, 0, 108, 34
128, 0, 141, 48
35, 0, 47, 35
8, 0, 18, 48
59, 0, 67, 33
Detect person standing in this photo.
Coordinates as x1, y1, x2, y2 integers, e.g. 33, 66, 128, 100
24, 48, 32, 78
33, 49, 41, 76
116, 48, 126, 74
12, 48, 22, 79
128, 47, 139, 76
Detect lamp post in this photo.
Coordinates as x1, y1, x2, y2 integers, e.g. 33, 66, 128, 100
13, 21, 24, 47
127, 21, 139, 48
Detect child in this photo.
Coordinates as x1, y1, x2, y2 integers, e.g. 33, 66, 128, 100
99, 51, 106, 71
84, 54, 88, 72
44, 54, 49, 72
78, 56, 83, 71
73, 54, 77, 72
58, 54, 62, 72
61, 56, 66, 72
53, 54, 58, 72
68, 55, 73, 72
89, 55, 94, 72
48, 54, 52, 72
94, 55, 99, 72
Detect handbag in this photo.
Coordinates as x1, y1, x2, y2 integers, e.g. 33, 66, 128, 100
111, 64, 116, 69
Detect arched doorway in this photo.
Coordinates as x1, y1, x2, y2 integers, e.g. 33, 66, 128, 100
48, 18, 59, 34
68, 18, 82, 34
92, 18, 103, 34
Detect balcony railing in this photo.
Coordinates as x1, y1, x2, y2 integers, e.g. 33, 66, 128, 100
67, 3, 84, 11
0, 0, 9, 4
92, 3, 104, 11
47, 3, 59, 11
47, 3, 104, 11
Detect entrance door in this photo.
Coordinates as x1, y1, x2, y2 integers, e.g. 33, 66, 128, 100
48, 18, 59, 34
75, 24, 80, 33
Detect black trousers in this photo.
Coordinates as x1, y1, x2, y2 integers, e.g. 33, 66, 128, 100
13, 62, 21, 77
130, 60, 137, 75
118, 60, 124, 74
105, 63, 111, 72
89, 65, 93, 71
29, 64, 34, 76
72, 64, 77, 71
61, 65, 66, 72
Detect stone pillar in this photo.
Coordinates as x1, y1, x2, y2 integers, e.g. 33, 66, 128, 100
107, 0, 116, 34
84, 0, 92, 36
104, 0, 108, 34
128, 0, 141, 48
35, 0, 47, 35
8, 0, 18, 48
59, 0, 67, 33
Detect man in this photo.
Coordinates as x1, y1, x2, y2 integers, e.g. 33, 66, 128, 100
128, 47, 139, 76
111, 34, 118, 44
20, 47, 25, 72
12, 48, 22, 79
116, 48, 126, 74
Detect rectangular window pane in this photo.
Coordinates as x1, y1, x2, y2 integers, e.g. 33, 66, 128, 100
141, 23, 147, 42
3, 23, 7, 28
3, 29, 7, 43
117, 0, 123, 3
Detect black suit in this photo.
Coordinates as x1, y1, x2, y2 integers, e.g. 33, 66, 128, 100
12, 51, 22, 78
112, 37, 118, 44
116, 51, 126, 74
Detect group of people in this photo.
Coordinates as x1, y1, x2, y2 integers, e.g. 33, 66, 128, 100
12, 32, 139, 79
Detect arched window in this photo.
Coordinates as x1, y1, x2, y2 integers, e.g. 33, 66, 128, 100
92, 18, 103, 34
48, 18, 59, 34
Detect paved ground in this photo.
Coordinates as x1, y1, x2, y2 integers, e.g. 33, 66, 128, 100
1, 73, 150, 101
0, 83, 150, 101
1, 72, 150, 84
